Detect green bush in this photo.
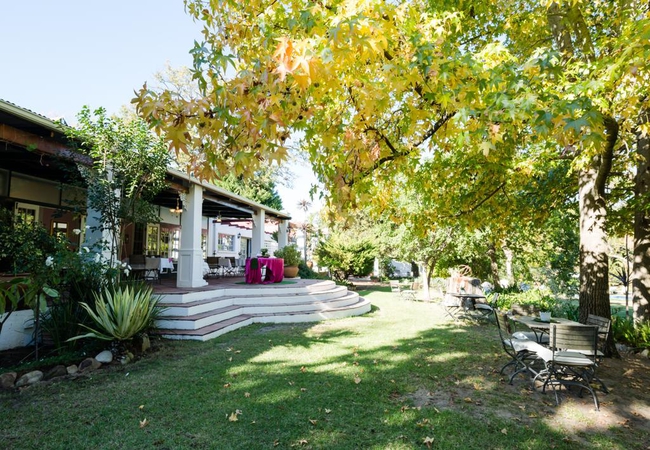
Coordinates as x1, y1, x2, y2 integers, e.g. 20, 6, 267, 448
298, 261, 325, 279
497, 288, 559, 314
612, 316, 650, 350
274, 244, 302, 266
69, 284, 164, 342
314, 236, 376, 281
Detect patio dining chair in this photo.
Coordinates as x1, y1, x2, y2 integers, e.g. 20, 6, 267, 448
442, 293, 463, 320
389, 280, 417, 301
474, 293, 499, 320
534, 324, 601, 410
495, 311, 546, 385
143, 257, 160, 283
586, 313, 611, 357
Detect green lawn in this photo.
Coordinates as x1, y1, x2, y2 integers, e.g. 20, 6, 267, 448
1, 290, 646, 449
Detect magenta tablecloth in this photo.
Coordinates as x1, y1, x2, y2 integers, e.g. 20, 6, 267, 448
245, 257, 284, 284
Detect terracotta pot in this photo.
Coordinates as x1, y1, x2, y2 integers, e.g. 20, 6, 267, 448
284, 266, 299, 278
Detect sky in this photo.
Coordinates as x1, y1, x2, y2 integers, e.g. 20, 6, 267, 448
0, 1, 319, 220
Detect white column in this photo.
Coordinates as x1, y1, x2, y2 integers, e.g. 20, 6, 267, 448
177, 185, 208, 288
251, 209, 266, 256
277, 219, 289, 248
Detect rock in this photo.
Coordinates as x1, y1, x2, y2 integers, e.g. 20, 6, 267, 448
78, 357, 101, 372
641, 348, 650, 359
95, 350, 113, 364
44, 365, 67, 380
120, 351, 134, 365
66, 365, 78, 375
0, 372, 17, 389
15, 370, 43, 387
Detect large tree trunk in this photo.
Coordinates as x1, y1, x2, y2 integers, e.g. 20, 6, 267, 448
486, 242, 501, 289
578, 161, 611, 322
633, 108, 650, 323
578, 117, 618, 356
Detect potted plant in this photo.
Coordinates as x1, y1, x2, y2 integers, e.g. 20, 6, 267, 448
260, 248, 269, 257
274, 245, 301, 278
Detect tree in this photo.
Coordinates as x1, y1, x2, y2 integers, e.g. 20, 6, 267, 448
314, 234, 376, 282
133, 0, 650, 336
296, 199, 311, 262
66, 106, 170, 264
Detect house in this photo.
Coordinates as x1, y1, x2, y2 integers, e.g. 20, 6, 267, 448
0, 98, 291, 288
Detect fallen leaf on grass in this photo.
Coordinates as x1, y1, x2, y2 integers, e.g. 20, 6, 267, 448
300, 366, 307, 372
291, 439, 309, 447
309, 419, 317, 425
139, 405, 145, 410
354, 376, 362, 384
224, 383, 231, 388
244, 392, 251, 398
463, 397, 473, 403
300, 387, 307, 392
325, 409, 332, 414
273, 440, 280, 447
423, 436, 435, 448
501, 428, 507, 435
228, 410, 242, 422
139, 418, 149, 428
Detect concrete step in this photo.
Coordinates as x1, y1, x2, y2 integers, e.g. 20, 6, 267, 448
156, 304, 243, 330
253, 297, 372, 323
156, 315, 253, 341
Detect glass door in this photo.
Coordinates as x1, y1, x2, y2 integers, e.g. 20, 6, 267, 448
146, 224, 160, 256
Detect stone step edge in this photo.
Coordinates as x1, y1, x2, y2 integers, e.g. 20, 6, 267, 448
159, 286, 347, 307
160, 292, 360, 321
155, 298, 369, 337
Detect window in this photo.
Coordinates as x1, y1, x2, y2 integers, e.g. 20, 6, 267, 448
51, 221, 68, 239
15, 203, 39, 225
218, 233, 235, 252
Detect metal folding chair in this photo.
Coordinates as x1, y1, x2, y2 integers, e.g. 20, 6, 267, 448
535, 324, 601, 410
495, 311, 546, 385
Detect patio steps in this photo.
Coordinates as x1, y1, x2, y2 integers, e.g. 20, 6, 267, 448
154, 280, 371, 341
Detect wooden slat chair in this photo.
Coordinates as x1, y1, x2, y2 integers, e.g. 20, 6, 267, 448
442, 293, 463, 320
586, 313, 611, 357
535, 324, 601, 410
144, 257, 160, 283
474, 293, 499, 320
206, 257, 221, 277
495, 310, 547, 385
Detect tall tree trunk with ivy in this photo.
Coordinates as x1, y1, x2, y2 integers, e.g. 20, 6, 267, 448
633, 108, 650, 324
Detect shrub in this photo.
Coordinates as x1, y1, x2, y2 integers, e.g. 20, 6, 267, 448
497, 288, 559, 314
69, 284, 164, 342
612, 316, 650, 350
274, 244, 302, 266
314, 237, 376, 281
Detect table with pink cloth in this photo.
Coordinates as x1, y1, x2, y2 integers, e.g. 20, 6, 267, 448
245, 257, 284, 284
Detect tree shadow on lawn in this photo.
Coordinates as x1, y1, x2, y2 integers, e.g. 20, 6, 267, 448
2, 303, 649, 450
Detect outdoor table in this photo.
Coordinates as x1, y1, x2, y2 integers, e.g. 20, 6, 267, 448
510, 315, 582, 344
245, 257, 284, 284
158, 257, 175, 274
449, 292, 485, 311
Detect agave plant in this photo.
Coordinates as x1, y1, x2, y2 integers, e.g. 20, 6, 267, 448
69, 284, 163, 342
